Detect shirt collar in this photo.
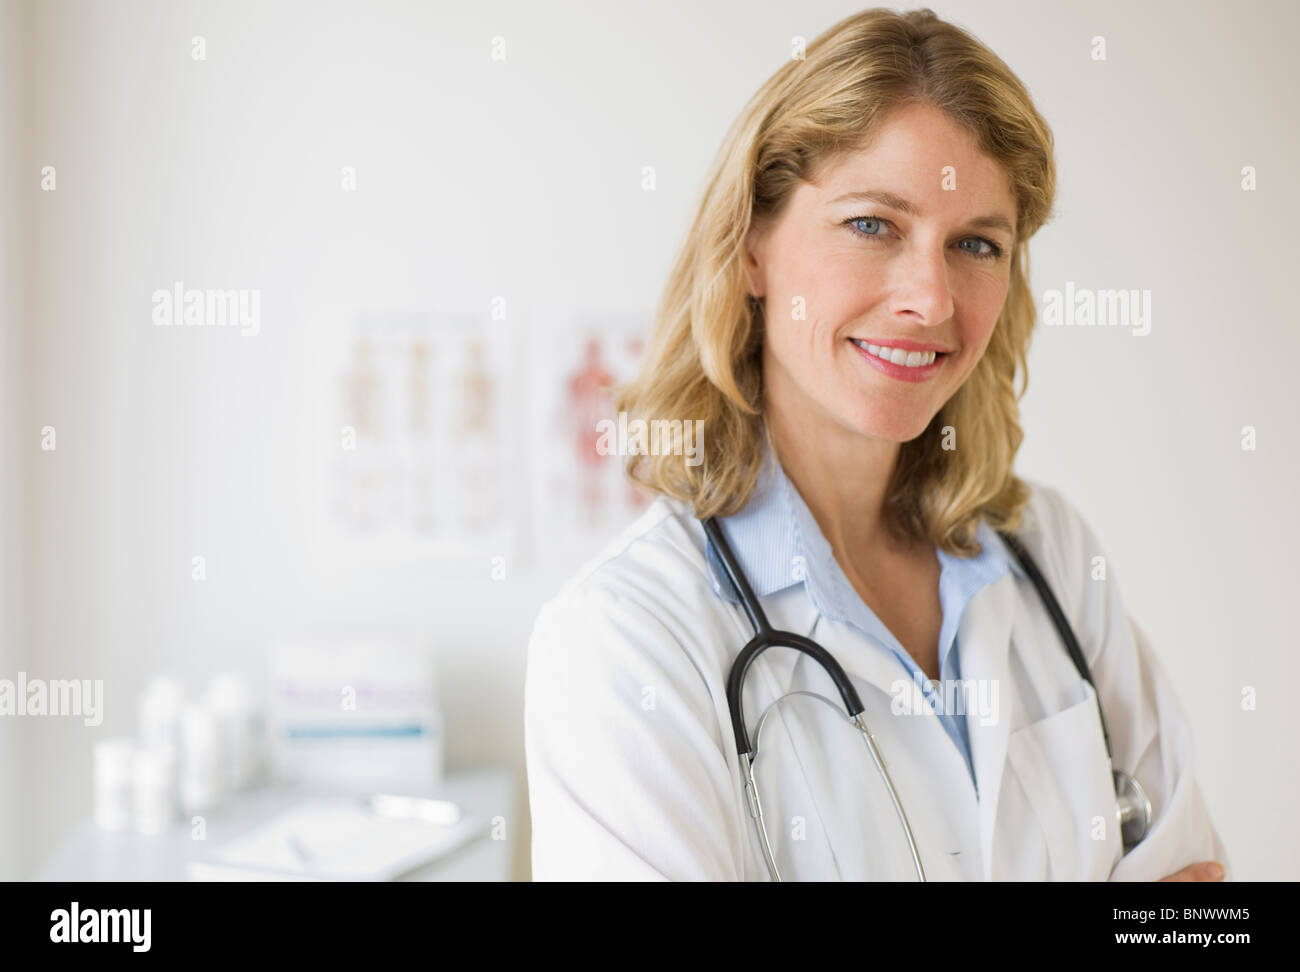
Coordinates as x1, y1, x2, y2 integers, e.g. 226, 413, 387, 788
703, 444, 1028, 630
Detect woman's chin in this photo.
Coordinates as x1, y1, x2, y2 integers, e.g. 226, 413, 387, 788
842, 408, 937, 445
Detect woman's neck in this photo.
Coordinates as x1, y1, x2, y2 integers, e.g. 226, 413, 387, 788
764, 394, 905, 563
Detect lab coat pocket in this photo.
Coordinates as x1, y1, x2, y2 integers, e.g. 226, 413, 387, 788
1004, 684, 1123, 880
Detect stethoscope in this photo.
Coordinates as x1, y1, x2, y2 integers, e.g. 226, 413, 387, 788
701, 516, 1152, 882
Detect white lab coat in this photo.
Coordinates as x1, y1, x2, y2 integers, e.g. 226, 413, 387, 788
524, 479, 1230, 881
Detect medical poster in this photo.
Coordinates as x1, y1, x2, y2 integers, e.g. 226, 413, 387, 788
320, 309, 522, 564
531, 311, 655, 549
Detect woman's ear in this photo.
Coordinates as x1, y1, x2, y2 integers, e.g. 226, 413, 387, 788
743, 223, 766, 299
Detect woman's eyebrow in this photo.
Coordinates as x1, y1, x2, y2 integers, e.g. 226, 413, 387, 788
827, 188, 1015, 237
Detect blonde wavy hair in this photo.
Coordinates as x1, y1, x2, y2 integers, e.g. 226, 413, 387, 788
615, 6, 1057, 556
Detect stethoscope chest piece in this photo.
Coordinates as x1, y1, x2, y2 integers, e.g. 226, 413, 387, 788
1114, 769, 1152, 851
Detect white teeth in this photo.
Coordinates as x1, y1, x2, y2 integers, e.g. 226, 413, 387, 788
852, 340, 937, 367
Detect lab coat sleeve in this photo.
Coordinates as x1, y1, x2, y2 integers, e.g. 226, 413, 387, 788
1037, 486, 1232, 881
524, 583, 746, 881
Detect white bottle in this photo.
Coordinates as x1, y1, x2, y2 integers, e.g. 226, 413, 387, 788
133, 745, 178, 835
205, 673, 261, 793
178, 701, 225, 815
93, 738, 137, 831
138, 675, 185, 758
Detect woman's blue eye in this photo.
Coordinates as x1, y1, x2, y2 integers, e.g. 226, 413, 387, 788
843, 214, 1003, 261
956, 236, 1001, 260
848, 216, 886, 236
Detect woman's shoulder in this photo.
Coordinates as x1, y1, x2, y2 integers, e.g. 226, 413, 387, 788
1015, 474, 1087, 551
527, 495, 728, 663
541, 495, 711, 610
1009, 474, 1119, 625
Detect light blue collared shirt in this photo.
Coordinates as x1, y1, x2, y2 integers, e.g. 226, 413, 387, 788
703, 447, 1027, 797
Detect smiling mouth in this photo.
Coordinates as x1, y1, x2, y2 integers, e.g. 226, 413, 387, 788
849, 338, 948, 368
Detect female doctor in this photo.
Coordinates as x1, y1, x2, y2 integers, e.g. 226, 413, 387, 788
524, 7, 1230, 881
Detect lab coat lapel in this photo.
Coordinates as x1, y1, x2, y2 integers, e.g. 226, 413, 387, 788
745, 595, 943, 880
957, 571, 1019, 878
801, 610, 913, 702
758, 584, 976, 772
755, 593, 980, 880
749, 588, 912, 700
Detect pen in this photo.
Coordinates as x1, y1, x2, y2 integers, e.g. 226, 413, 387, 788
366, 793, 461, 826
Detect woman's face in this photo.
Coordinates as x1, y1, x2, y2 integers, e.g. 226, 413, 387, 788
746, 100, 1018, 444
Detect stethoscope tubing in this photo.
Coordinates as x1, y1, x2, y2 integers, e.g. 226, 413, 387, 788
701, 513, 1147, 880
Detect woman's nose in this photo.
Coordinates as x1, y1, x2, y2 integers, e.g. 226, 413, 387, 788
886, 243, 954, 326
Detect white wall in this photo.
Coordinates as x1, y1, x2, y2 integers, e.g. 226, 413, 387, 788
8, 0, 1299, 880
0, 0, 32, 882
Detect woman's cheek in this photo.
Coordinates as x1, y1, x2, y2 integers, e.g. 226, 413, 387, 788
766, 309, 806, 373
